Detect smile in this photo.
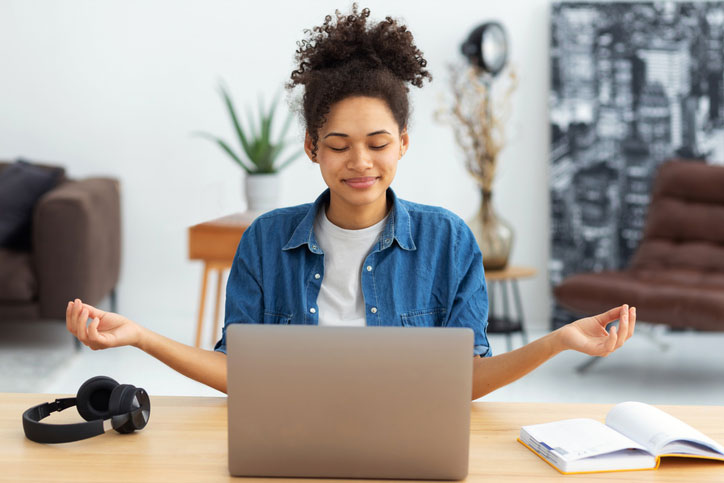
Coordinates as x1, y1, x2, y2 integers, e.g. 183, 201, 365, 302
343, 177, 379, 189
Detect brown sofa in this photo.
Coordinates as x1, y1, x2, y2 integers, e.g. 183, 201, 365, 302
554, 160, 724, 331
0, 161, 121, 324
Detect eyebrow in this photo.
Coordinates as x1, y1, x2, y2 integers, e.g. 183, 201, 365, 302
323, 130, 391, 139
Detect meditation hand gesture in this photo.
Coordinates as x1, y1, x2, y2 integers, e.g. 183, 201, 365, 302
557, 305, 636, 357
66, 299, 142, 350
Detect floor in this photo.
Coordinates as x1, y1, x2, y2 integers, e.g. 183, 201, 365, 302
3, 317, 723, 406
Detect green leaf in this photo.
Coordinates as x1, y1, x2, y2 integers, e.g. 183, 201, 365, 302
193, 131, 254, 174
245, 106, 260, 157
258, 143, 275, 172
257, 96, 271, 156
268, 142, 286, 163
262, 92, 280, 149
218, 83, 252, 166
265, 102, 298, 167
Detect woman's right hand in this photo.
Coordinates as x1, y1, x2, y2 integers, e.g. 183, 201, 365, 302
66, 299, 144, 350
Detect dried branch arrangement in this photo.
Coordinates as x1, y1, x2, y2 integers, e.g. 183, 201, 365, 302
436, 64, 517, 194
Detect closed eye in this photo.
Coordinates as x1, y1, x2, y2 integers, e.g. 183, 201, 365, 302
329, 143, 389, 152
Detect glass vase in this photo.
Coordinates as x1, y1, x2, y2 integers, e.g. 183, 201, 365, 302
467, 190, 514, 271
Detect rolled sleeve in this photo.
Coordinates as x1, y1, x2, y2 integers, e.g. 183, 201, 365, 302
447, 221, 491, 358
449, 288, 492, 358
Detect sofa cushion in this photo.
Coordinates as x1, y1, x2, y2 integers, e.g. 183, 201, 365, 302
0, 160, 64, 250
0, 248, 37, 302
554, 269, 724, 331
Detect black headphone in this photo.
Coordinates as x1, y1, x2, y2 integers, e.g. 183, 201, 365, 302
22, 376, 150, 444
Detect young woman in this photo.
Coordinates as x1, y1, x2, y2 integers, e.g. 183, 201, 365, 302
66, 6, 635, 399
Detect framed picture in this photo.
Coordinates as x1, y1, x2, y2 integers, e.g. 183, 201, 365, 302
549, 1, 724, 328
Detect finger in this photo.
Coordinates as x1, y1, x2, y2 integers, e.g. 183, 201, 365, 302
606, 325, 618, 354
88, 317, 104, 350
615, 305, 629, 349
73, 298, 87, 334
628, 306, 636, 338
83, 303, 106, 319
71, 298, 83, 328
594, 305, 624, 327
65, 301, 73, 334
77, 308, 90, 345
69, 300, 82, 337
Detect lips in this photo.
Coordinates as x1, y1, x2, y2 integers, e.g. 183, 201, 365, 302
343, 176, 378, 189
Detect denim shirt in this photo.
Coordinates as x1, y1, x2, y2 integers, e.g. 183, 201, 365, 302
214, 189, 491, 357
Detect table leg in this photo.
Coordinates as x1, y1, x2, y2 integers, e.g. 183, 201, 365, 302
195, 263, 210, 348
512, 280, 529, 345
211, 268, 224, 348
110, 287, 118, 314
501, 281, 512, 352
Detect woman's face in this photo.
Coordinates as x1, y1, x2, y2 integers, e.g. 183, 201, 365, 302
305, 96, 409, 226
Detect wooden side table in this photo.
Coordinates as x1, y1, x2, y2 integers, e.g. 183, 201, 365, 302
188, 213, 255, 348
484, 265, 537, 352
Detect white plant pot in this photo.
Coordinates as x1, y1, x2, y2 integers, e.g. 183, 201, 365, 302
245, 173, 281, 213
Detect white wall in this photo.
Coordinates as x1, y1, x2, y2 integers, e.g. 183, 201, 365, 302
0, 0, 553, 340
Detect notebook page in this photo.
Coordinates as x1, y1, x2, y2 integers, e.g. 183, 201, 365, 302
521, 418, 648, 462
606, 401, 724, 456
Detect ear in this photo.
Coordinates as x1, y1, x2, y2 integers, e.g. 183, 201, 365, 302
304, 131, 317, 163
399, 127, 410, 158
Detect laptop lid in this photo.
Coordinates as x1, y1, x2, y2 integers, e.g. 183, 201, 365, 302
227, 325, 473, 480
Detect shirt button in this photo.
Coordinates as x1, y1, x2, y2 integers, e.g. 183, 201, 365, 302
384, 238, 391, 244
312, 244, 318, 250
314, 273, 321, 279
370, 307, 377, 314
366, 265, 372, 272
309, 307, 316, 314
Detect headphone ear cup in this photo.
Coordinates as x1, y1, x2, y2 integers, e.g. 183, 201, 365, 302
109, 384, 137, 416
108, 384, 140, 434
76, 376, 119, 421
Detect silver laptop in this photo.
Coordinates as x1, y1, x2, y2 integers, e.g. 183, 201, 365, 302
226, 324, 473, 480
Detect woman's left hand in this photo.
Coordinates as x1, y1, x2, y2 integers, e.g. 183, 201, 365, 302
556, 304, 636, 357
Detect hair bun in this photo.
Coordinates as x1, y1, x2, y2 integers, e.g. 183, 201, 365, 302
290, 4, 431, 89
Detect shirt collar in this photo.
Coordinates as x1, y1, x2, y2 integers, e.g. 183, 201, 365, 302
282, 188, 416, 253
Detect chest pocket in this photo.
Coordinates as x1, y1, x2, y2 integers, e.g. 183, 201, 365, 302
263, 312, 292, 324
400, 307, 447, 327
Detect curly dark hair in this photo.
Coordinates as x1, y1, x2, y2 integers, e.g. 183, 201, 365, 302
287, 4, 432, 159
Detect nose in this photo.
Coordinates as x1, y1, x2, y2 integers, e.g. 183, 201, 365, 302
346, 146, 374, 172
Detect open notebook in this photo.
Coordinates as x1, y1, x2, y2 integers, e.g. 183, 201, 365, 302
518, 401, 724, 474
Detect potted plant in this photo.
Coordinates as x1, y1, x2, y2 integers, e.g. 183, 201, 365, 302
197, 82, 303, 212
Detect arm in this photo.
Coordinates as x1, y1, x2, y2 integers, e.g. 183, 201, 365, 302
472, 304, 636, 400
65, 220, 265, 394
136, 328, 227, 394
472, 329, 561, 400
67, 299, 228, 393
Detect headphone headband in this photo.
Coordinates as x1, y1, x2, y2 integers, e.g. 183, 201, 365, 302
23, 398, 105, 444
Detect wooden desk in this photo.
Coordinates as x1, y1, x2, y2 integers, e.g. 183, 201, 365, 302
188, 213, 255, 348
3, 394, 723, 482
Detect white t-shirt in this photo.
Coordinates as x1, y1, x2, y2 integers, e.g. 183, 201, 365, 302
313, 208, 389, 327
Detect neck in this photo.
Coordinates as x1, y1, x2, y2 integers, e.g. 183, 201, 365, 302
325, 192, 389, 230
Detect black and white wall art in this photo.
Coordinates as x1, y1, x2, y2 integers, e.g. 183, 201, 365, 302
549, 1, 724, 328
